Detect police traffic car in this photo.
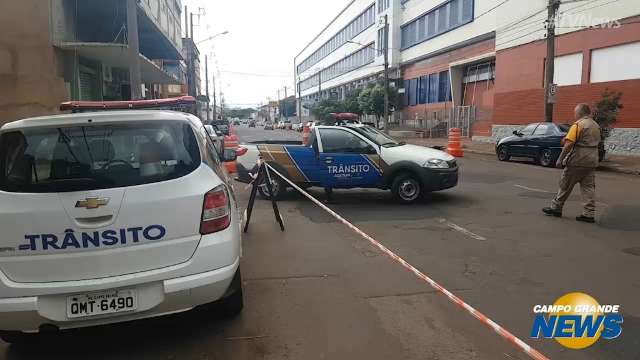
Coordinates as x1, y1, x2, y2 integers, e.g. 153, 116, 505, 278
0, 109, 242, 343
237, 124, 458, 203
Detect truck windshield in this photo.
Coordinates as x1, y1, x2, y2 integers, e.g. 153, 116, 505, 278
0, 121, 200, 193
351, 126, 402, 147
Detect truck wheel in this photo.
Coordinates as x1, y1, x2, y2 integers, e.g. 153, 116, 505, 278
216, 268, 244, 318
258, 175, 286, 200
391, 173, 423, 204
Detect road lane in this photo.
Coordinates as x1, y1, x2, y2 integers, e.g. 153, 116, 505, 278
234, 127, 640, 359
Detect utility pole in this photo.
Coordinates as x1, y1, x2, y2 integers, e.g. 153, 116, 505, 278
284, 86, 289, 121
382, 14, 390, 132
297, 79, 303, 124
277, 89, 281, 123
184, 6, 188, 37
212, 73, 217, 121
205, 55, 210, 122
544, 0, 561, 122
126, 0, 142, 99
190, 13, 195, 41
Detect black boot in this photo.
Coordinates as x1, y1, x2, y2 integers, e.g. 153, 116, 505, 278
542, 207, 562, 217
576, 215, 595, 223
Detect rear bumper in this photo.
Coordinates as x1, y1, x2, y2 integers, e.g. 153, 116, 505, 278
0, 210, 242, 332
0, 258, 239, 332
420, 167, 459, 191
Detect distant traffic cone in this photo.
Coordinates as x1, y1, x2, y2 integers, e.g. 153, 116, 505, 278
302, 124, 311, 145
447, 128, 464, 157
223, 135, 240, 174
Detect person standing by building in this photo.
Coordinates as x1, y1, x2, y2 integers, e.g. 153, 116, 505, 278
543, 104, 601, 223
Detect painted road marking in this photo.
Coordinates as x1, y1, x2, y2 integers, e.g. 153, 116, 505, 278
515, 184, 610, 207
438, 219, 487, 241
265, 163, 548, 360
514, 184, 553, 193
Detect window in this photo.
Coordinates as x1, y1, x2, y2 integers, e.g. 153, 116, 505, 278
377, 28, 386, 56
319, 43, 375, 83
590, 42, 640, 83
533, 124, 550, 136
409, 78, 418, 106
297, 4, 376, 74
0, 122, 200, 193
401, 0, 474, 49
438, 71, 451, 102
319, 129, 372, 154
378, 0, 389, 13
554, 53, 583, 86
521, 123, 539, 136
428, 73, 439, 103
418, 76, 428, 104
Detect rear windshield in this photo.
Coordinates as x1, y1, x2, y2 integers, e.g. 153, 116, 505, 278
0, 121, 201, 193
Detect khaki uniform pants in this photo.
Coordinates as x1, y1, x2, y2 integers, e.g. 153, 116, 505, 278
552, 167, 596, 217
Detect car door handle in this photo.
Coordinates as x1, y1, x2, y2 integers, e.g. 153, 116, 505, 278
324, 157, 333, 164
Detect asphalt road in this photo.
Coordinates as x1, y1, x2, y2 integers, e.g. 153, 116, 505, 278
2, 126, 638, 360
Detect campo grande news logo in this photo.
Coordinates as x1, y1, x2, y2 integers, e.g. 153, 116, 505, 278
530, 292, 623, 349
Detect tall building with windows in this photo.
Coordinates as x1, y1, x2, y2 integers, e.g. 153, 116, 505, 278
296, 0, 640, 153
295, 0, 402, 119
0, 0, 184, 126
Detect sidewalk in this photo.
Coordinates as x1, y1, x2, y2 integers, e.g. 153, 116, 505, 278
406, 138, 640, 176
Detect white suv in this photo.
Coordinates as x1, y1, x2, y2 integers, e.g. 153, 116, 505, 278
0, 110, 243, 343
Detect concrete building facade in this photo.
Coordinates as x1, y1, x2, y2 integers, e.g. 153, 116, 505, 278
0, 0, 184, 126
295, 0, 640, 154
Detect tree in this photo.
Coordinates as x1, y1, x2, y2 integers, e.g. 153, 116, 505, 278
594, 89, 623, 129
310, 99, 345, 123
593, 89, 623, 161
357, 83, 401, 126
343, 88, 363, 115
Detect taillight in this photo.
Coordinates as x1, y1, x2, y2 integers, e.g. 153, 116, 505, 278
200, 185, 231, 234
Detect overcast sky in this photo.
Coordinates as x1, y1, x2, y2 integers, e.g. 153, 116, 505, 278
182, 0, 348, 109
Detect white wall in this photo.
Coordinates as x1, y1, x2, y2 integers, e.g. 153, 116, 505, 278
554, 52, 583, 86
495, 0, 640, 51
399, 0, 501, 64
590, 41, 640, 83
297, 0, 403, 97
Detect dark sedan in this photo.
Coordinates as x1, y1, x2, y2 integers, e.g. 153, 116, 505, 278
496, 122, 570, 167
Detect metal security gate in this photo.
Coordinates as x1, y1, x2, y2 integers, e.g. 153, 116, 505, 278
392, 105, 476, 138
79, 65, 99, 101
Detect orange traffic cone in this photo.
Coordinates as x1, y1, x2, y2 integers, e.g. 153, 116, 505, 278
302, 124, 311, 145
447, 128, 464, 157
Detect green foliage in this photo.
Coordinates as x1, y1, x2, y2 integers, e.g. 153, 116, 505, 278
310, 99, 345, 123
226, 107, 255, 119
593, 89, 623, 130
343, 88, 363, 115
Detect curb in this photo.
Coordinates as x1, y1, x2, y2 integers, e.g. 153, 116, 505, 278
407, 141, 640, 176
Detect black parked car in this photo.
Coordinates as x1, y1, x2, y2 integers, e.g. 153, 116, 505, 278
496, 122, 570, 167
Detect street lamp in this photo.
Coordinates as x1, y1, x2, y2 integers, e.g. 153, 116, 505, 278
196, 31, 229, 122
196, 30, 229, 45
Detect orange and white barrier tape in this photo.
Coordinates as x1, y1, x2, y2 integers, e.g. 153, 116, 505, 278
264, 163, 549, 360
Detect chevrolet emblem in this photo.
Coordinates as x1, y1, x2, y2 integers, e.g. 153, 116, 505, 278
75, 197, 109, 210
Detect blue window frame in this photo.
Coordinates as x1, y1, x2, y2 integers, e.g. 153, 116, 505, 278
418, 76, 428, 104
438, 70, 451, 102
409, 78, 418, 106
400, 0, 474, 50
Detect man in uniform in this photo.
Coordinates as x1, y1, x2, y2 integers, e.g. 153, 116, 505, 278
543, 103, 601, 223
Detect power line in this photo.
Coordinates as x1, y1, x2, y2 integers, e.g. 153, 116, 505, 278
474, 0, 514, 20
498, 6, 547, 32
496, 27, 545, 47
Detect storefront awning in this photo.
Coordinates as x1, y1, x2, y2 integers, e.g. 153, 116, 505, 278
56, 42, 181, 85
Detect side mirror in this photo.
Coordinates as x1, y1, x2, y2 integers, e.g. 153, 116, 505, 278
222, 149, 237, 162
366, 146, 377, 155
513, 130, 523, 136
